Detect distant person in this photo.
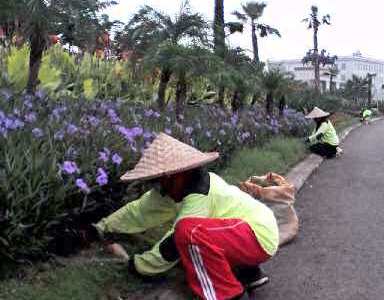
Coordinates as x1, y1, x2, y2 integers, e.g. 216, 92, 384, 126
361, 107, 373, 124
305, 107, 342, 158
86, 133, 279, 300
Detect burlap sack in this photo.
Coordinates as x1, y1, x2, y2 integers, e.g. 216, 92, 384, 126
240, 172, 298, 247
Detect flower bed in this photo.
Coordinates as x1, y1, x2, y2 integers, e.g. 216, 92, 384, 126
0, 89, 310, 263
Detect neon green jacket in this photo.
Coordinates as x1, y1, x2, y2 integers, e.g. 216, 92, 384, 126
309, 120, 339, 146
96, 172, 279, 276
362, 109, 372, 119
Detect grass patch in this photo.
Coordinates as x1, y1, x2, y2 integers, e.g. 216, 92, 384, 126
220, 136, 307, 184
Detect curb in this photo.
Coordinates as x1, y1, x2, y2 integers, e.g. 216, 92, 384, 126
286, 117, 384, 192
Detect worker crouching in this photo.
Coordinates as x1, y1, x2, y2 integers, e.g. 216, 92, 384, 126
305, 107, 343, 158
90, 133, 279, 300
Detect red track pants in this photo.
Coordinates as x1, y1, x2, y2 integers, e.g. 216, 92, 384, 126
174, 217, 271, 300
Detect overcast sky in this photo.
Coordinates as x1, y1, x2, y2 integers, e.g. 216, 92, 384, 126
105, 0, 383, 61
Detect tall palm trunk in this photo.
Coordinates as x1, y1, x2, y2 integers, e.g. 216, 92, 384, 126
175, 72, 187, 120
214, 0, 226, 107
251, 20, 259, 63
26, 31, 45, 94
279, 95, 286, 116
157, 68, 172, 110
231, 90, 243, 112
266, 91, 273, 115
214, 0, 225, 58
313, 28, 320, 93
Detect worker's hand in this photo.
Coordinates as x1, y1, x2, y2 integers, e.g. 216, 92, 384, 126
105, 243, 130, 261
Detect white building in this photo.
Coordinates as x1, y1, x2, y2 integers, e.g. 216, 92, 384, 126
268, 52, 384, 101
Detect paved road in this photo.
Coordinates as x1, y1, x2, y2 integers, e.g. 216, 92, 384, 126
256, 120, 384, 300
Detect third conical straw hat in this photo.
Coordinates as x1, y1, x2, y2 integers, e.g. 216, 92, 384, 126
120, 133, 219, 181
305, 107, 330, 119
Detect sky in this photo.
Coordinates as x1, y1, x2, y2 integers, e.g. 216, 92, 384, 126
105, 0, 384, 62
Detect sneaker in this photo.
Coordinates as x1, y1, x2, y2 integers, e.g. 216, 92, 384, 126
336, 147, 343, 157
236, 266, 270, 291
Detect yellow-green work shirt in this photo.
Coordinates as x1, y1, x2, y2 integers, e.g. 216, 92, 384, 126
96, 172, 279, 275
308, 120, 339, 146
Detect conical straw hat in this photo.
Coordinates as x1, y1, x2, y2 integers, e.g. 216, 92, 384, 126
120, 133, 219, 181
305, 107, 330, 119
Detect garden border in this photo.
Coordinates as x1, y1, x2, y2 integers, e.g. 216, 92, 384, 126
286, 117, 384, 192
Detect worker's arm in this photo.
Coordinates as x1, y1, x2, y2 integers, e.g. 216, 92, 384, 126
308, 122, 328, 143
95, 189, 178, 236
133, 194, 211, 276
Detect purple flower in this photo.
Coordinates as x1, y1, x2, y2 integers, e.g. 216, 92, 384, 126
144, 109, 154, 117
117, 126, 143, 142
4, 118, 24, 130
219, 129, 226, 136
143, 131, 152, 140
88, 115, 100, 127
96, 168, 108, 186
231, 114, 238, 127
76, 178, 90, 194
24, 99, 33, 109
35, 89, 46, 99
54, 130, 65, 141
25, 112, 37, 123
61, 161, 80, 175
108, 109, 121, 124
165, 128, 172, 135
0, 127, 7, 138
32, 128, 44, 138
185, 127, 193, 135
153, 111, 161, 118
99, 151, 109, 162
67, 124, 79, 135
112, 153, 123, 165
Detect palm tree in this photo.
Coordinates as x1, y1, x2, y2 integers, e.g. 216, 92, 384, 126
302, 6, 331, 93
128, 2, 208, 110
261, 68, 287, 115
323, 65, 339, 93
233, 1, 280, 63
0, 0, 116, 93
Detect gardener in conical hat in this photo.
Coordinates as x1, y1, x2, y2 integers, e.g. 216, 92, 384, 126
305, 107, 342, 158
91, 133, 279, 300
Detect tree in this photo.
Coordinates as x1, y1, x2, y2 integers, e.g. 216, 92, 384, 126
261, 68, 287, 115
302, 5, 331, 93
130, 2, 208, 110
342, 75, 368, 104
323, 65, 339, 93
0, 0, 117, 93
233, 1, 280, 63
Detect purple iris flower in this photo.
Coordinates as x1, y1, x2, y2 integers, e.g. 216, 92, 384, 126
99, 151, 109, 162
165, 128, 172, 135
185, 127, 193, 135
32, 128, 44, 138
25, 112, 37, 123
144, 109, 154, 117
61, 161, 80, 175
76, 178, 90, 194
96, 168, 108, 186
54, 130, 65, 141
67, 124, 78, 135
112, 153, 123, 165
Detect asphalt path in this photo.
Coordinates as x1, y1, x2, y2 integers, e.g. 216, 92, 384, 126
256, 120, 384, 300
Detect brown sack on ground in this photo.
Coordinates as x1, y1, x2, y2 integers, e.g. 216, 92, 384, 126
239, 172, 298, 247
